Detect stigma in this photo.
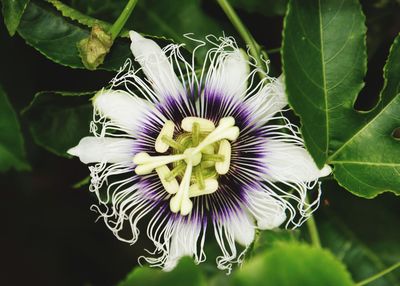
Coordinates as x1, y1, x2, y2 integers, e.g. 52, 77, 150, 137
133, 116, 239, 215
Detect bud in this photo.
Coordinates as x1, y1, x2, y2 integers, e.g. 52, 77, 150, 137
77, 25, 113, 70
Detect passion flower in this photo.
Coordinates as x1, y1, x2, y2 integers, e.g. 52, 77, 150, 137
68, 32, 331, 272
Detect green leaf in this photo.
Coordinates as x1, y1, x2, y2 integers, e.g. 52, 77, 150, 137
118, 257, 207, 286
0, 85, 30, 172
1, 0, 30, 35
282, 1, 400, 197
22, 91, 93, 157
17, 1, 131, 70
47, 0, 113, 33
233, 243, 355, 286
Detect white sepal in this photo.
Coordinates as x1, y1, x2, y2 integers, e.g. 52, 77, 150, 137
93, 89, 150, 135
67, 136, 134, 164
264, 140, 332, 183
129, 31, 185, 99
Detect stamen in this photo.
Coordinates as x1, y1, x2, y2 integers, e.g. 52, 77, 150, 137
170, 162, 193, 215
189, 179, 219, 198
165, 163, 186, 181
193, 117, 239, 154
215, 140, 231, 175
181, 117, 215, 132
155, 165, 179, 194
155, 120, 175, 153
134, 152, 186, 175
134, 116, 239, 215
161, 135, 185, 152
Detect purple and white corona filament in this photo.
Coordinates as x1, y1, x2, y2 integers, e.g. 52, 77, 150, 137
68, 31, 331, 272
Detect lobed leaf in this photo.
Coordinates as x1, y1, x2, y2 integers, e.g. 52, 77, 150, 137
330, 34, 400, 198
282, 0, 400, 197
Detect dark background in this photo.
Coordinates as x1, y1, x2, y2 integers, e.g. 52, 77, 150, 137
1, 0, 399, 285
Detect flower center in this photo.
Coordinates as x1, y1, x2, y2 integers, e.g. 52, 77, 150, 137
133, 116, 240, 216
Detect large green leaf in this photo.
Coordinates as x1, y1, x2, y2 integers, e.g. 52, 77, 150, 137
22, 91, 93, 157
1, 0, 30, 35
17, 1, 131, 70
0, 85, 30, 172
282, 0, 400, 197
233, 243, 355, 286
117, 257, 207, 286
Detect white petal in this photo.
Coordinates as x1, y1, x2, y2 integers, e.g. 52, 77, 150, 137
67, 136, 134, 164
93, 89, 151, 135
129, 31, 184, 98
245, 190, 286, 230
163, 220, 201, 271
207, 49, 249, 99
226, 211, 255, 246
247, 75, 287, 123
264, 140, 332, 183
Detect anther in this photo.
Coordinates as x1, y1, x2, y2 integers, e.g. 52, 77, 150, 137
189, 179, 219, 198
155, 120, 175, 153
133, 152, 186, 175
215, 139, 231, 175
156, 165, 179, 194
170, 162, 193, 215
181, 117, 215, 132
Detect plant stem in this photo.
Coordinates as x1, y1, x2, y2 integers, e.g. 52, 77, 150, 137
109, 0, 139, 40
356, 262, 400, 286
306, 196, 322, 248
216, 0, 268, 78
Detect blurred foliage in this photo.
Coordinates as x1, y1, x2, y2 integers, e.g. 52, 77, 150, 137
0, 0, 399, 285
234, 243, 354, 286
22, 91, 93, 157
0, 0, 29, 35
0, 85, 30, 171
118, 257, 207, 286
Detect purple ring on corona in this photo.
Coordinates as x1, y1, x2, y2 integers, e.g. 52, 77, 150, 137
68, 31, 331, 272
